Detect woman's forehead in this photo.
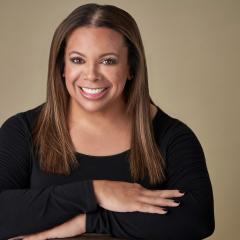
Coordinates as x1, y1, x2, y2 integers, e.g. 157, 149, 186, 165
65, 27, 127, 53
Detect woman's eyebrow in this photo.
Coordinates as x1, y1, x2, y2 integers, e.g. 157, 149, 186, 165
68, 51, 119, 58
99, 52, 119, 58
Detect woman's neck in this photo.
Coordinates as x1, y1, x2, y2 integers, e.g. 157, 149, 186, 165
67, 98, 132, 132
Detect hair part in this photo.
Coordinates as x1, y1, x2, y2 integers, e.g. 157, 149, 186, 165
33, 3, 166, 184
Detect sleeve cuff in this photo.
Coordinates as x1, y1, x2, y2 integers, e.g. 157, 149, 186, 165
86, 180, 98, 212
86, 212, 99, 233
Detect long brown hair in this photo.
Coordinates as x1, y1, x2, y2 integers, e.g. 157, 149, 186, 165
33, 3, 166, 184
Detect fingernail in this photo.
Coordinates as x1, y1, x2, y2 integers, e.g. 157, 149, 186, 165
174, 200, 180, 204
179, 190, 185, 194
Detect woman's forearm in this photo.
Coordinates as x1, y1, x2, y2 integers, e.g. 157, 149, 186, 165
10, 214, 86, 240
47, 213, 86, 238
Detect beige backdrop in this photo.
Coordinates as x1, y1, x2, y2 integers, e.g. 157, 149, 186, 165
0, 0, 239, 239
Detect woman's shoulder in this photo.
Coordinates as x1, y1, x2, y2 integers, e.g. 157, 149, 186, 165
0, 103, 45, 133
153, 105, 182, 134
153, 105, 201, 147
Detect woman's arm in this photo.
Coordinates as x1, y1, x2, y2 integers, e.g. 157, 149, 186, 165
14, 183, 184, 240
0, 115, 97, 240
86, 122, 215, 239
9, 214, 86, 240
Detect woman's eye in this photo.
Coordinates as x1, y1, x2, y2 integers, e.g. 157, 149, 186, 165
70, 57, 85, 64
102, 58, 117, 65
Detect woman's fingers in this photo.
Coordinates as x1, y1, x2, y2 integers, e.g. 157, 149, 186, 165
133, 188, 185, 214
138, 194, 180, 207
137, 202, 168, 214
93, 180, 185, 214
143, 189, 184, 199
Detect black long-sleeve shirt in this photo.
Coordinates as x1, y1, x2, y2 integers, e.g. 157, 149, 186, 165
0, 104, 214, 240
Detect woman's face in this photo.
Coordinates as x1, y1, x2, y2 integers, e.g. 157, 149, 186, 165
63, 27, 131, 114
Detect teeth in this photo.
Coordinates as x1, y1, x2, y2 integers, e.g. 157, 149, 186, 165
81, 87, 106, 94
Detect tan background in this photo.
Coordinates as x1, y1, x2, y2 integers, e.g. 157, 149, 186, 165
0, 0, 239, 239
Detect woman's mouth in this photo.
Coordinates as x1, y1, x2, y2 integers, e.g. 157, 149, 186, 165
79, 87, 109, 100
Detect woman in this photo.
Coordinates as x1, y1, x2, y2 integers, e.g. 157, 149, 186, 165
0, 3, 214, 240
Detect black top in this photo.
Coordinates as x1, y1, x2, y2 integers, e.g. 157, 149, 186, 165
0, 104, 214, 240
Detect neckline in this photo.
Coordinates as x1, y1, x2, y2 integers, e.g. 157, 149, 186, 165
75, 105, 162, 159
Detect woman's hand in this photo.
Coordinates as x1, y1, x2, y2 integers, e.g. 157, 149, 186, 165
8, 214, 86, 240
93, 180, 184, 214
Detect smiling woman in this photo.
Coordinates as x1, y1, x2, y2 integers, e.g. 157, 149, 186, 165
0, 3, 214, 240
64, 27, 131, 113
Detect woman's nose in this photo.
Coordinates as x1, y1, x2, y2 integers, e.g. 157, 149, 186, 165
83, 62, 100, 82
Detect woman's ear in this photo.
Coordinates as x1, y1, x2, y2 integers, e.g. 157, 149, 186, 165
60, 58, 65, 78
61, 65, 65, 78
128, 73, 134, 80
127, 67, 133, 80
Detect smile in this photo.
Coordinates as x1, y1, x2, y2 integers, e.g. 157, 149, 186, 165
79, 87, 109, 100
81, 87, 107, 94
